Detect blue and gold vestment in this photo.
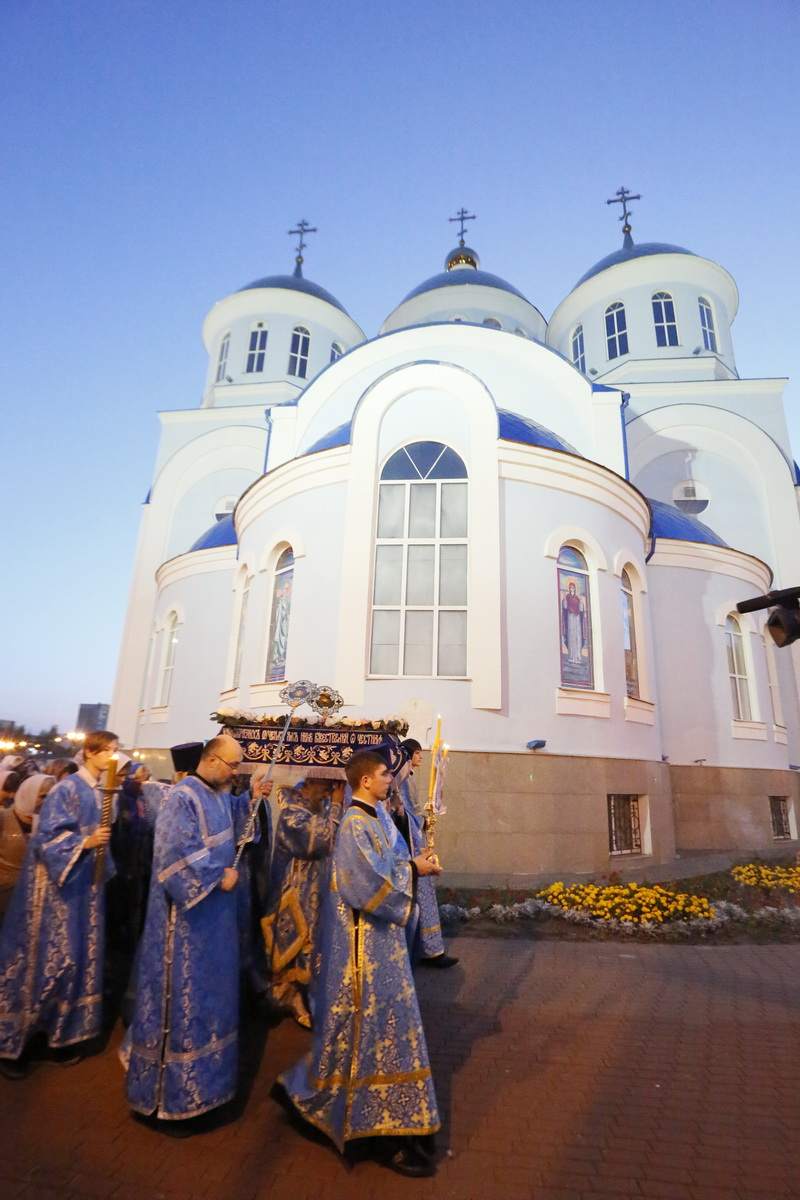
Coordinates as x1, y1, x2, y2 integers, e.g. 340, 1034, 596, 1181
0, 772, 114, 1056
124, 775, 254, 1119
280, 802, 440, 1150
404, 807, 445, 959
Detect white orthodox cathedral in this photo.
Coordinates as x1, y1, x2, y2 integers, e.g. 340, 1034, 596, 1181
110, 202, 800, 884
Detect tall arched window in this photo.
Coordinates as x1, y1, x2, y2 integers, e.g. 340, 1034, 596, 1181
605, 302, 628, 359
620, 569, 640, 698
232, 575, 251, 689
330, 341, 344, 362
726, 615, 751, 720
288, 326, 310, 378
265, 549, 294, 682
215, 333, 230, 383
245, 323, 268, 373
762, 628, 784, 727
571, 324, 586, 372
558, 546, 593, 689
370, 441, 468, 677
157, 612, 180, 707
652, 291, 679, 347
699, 297, 717, 351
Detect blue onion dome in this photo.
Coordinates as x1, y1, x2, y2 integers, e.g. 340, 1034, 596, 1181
497, 410, 580, 455
189, 513, 237, 552
236, 272, 349, 315
648, 499, 727, 547
576, 230, 696, 288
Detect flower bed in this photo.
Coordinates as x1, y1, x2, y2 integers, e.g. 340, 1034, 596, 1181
536, 880, 714, 924
731, 863, 800, 895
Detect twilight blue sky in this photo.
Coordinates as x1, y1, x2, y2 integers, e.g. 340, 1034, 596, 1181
2, 0, 799, 733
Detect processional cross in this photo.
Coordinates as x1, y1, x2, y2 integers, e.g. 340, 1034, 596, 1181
606, 186, 641, 232
449, 207, 476, 246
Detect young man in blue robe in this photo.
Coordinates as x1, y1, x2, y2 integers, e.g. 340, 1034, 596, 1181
0, 730, 119, 1079
277, 750, 442, 1177
123, 734, 270, 1133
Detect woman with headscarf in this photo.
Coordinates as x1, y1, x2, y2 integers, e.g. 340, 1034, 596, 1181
0, 774, 54, 918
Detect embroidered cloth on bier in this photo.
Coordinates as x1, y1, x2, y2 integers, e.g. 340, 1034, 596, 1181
124, 775, 255, 1119
280, 804, 440, 1149
0, 774, 114, 1056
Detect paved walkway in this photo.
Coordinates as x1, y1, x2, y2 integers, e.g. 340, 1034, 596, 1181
4, 936, 800, 1200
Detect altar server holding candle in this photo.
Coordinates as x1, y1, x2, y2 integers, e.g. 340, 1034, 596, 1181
0, 730, 119, 1078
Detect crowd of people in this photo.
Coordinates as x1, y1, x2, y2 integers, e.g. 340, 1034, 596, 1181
0, 731, 457, 1178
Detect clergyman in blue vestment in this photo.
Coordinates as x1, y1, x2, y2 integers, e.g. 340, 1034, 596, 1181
123, 735, 269, 1129
0, 730, 119, 1076
278, 750, 442, 1178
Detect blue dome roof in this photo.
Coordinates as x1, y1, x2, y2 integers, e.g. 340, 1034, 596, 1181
648, 499, 727, 547
401, 268, 531, 305
189, 514, 237, 552
305, 420, 352, 455
497, 410, 579, 455
236, 273, 348, 314
576, 234, 696, 288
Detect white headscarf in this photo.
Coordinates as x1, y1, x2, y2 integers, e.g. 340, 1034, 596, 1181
0, 755, 23, 770
13, 773, 52, 821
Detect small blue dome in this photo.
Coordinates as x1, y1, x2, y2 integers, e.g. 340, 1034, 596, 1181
305, 420, 352, 455
497, 410, 579, 455
648, 499, 727, 547
401, 268, 531, 305
236, 273, 348, 314
576, 235, 696, 288
189, 514, 237, 552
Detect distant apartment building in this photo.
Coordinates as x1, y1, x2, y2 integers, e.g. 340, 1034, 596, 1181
75, 703, 110, 733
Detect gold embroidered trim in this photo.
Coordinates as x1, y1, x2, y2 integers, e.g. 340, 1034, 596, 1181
158, 847, 209, 884
363, 878, 393, 914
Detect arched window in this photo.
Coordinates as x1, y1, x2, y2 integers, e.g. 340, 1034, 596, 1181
330, 341, 344, 362
232, 575, 250, 690
157, 612, 180, 707
288, 326, 310, 378
558, 546, 593, 689
483, 317, 501, 328
215, 333, 230, 383
605, 302, 628, 360
245, 323, 268, 373
572, 324, 586, 372
699, 297, 717, 352
762, 628, 784, 727
265, 549, 294, 682
726, 615, 751, 720
652, 291, 679, 347
620, 569, 639, 698
370, 441, 468, 677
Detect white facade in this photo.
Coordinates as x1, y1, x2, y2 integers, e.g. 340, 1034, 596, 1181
110, 231, 800, 878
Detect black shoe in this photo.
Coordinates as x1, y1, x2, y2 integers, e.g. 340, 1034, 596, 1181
0, 1057, 28, 1081
158, 1119, 198, 1139
420, 953, 459, 969
385, 1144, 437, 1177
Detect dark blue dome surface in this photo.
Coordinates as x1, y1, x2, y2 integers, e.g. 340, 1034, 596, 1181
236, 274, 348, 314
648, 499, 727, 547
497, 410, 579, 455
576, 241, 696, 288
305, 420, 353, 455
189, 514, 237, 552
401, 269, 530, 305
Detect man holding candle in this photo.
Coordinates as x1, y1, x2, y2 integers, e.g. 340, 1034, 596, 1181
0, 730, 119, 1079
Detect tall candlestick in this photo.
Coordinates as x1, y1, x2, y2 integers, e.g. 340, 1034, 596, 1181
93, 754, 118, 886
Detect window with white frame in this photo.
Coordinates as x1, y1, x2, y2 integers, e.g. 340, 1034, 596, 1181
769, 796, 791, 840
726, 614, 752, 721
699, 297, 717, 352
571, 324, 585, 372
232, 575, 250, 690
652, 291, 679, 347
620, 569, 640, 699
370, 441, 468, 678
483, 317, 501, 328
245, 324, 268, 373
330, 341, 344, 362
157, 612, 180, 707
215, 333, 231, 382
605, 302, 628, 359
288, 326, 310, 378
558, 545, 594, 689
608, 794, 642, 854
762, 630, 784, 727
265, 548, 294, 682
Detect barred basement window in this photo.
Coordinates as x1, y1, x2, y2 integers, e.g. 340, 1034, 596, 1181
608, 794, 642, 855
769, 796, 791, 840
